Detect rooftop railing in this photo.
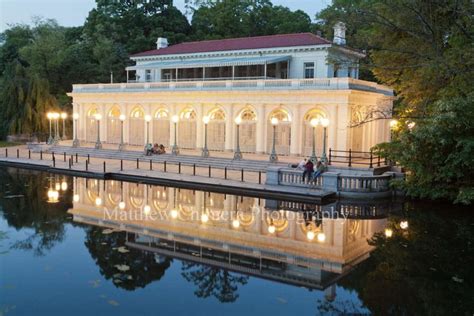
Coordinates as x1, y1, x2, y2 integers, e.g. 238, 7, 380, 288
72, 78, 393, 96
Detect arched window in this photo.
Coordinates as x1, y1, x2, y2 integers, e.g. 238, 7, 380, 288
207, 108, 226, 151
129, 107, 145, 146
107, 106, 121, 144
153, 108, 170, 147
350, 110, 364, 151
302, 109, 326, 156
178, 108, 197, 149
86, 107, 99, 142
237, 107, 257, 153
267, 108, 291, 155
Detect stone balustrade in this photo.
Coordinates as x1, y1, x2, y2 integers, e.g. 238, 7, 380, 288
267, 166, 401, 198
72, 77, 393, 96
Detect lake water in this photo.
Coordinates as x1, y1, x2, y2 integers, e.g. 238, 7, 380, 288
0, 167, 472, 315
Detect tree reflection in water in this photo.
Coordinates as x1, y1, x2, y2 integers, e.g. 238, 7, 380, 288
84, 227, 171, 291
181, 262, 249, 302
0, 168, 70, 256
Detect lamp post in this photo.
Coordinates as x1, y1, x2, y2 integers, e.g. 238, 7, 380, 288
60, 112, 67, 140
94, 113, 102, 149
269, 117, 279, 162
53, 112, 60, 144
119, 114, 126, 151
145, 114, 152, 145
72, 113, 80, 147
171, 115, 179, 155
47, 112, 53, 144
320, 118, 329, 163
202, 116, 210, 158
233, 117, 242, 160
310, 118, 319, 163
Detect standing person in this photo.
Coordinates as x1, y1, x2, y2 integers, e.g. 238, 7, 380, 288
312, 161, 325, 181
297, 158, 307, 170
302, 159, 314, 182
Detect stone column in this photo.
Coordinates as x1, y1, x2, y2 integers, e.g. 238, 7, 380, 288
290, 104, 300, 156
336, 104, 349, 151
101, 104, 107, 143
147, 104, 153, 144
122, 103, 129, 144
328, 105, 338, 152
225, 105, 234, 151
256, 104, 266, 154
196, 104, 203, 149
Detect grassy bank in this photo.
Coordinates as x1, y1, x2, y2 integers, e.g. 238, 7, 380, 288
0, 141, 23, 148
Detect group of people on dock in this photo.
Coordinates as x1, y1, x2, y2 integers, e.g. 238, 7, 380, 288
145, 143, 166, 156
297, 158, 327, 182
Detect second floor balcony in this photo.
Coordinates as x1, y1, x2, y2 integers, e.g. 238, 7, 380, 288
71, 77, 393, 96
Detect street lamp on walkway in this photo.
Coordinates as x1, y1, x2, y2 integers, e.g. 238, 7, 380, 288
47, 112, 53, 144
119, 114, 126, 151
60, 112, 67, 140
233, 117, 242, 160
202, 116, 210, 158
171, 115, 179, 155
310, 118, 319, 163
269, 117, 279, 162
145, 114, 152, 145
52, 112, 60, 144
320, 118, 329, 163
94, 113, 102, 149
72, 113, 80, 147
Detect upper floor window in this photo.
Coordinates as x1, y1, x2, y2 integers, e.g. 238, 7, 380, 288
304, 62, 315, 79
145, 69, 152, 82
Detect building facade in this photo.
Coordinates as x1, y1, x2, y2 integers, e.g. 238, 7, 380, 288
69, 24, 393, 156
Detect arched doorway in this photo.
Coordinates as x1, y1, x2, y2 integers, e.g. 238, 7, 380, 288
350, 110, 364, 151
129, 107, 145, 146
178, 108, 196, 149
302, 109, 326, 156
153, 108, 170, 146
238, 108, 257, 153
267, 109, 291, 155
207, 108, 226, 151
86, 107, 98, 142
107, 106, 121, 144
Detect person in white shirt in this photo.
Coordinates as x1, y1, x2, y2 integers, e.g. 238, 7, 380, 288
297, 158, 307, 170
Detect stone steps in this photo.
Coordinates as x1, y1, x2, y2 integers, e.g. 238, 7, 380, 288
48, 145, 289, 172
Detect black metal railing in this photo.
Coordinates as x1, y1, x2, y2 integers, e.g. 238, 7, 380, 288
328, 148, 387, 168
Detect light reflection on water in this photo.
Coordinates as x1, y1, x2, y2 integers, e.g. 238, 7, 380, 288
0, 167, 472, 315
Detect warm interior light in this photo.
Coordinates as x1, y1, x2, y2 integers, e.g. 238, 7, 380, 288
55, 183, 61, 191
119, 114, 126, 121
47, 189, 59, 203
234, 117, 242, 125
47, 112, 52, 119
271, 117, 279, 125
73, 194, 79, 202
145, 114, 152, 122
268, 225, 276, 234
232, 219, 240, 228
61, 112, 67, 119
310, 118, 319, 127
317, 232, 326, 242
320, 118, 329, 127
73, 113, 79, 120
61, 181, 68, 191
384, 228, 393, 238
143, 205, 151, 215
306, 231, 315, 241
172, 115, 179, 123
400, 221, 409, 230
95, 197, 102, 206
203, 116, 210, 124
201, 213, 209, 223
119, 201, 126, 209
95, 113, 102, 121
170, 209, 178, 219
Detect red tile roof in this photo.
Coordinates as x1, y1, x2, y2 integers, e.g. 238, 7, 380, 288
131, 33, 332, 57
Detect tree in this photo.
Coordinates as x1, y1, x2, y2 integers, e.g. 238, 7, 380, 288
189, 0, 313, 40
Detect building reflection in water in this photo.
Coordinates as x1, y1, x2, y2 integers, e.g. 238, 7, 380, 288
69, 177, 389, 299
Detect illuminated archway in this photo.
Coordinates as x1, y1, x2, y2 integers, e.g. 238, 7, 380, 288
178, 108, 197, 149
153, 108, 170, 147
302, 109, 327, 156
236, 107, 257, 153
86, 107, 99, 142
129, 107, 145, 146
107, 106, 121, 144
267, 108, 291, 155
207, 107, 226, 151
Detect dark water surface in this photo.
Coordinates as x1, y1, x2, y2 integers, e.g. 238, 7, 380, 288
0, 167, 472, 315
